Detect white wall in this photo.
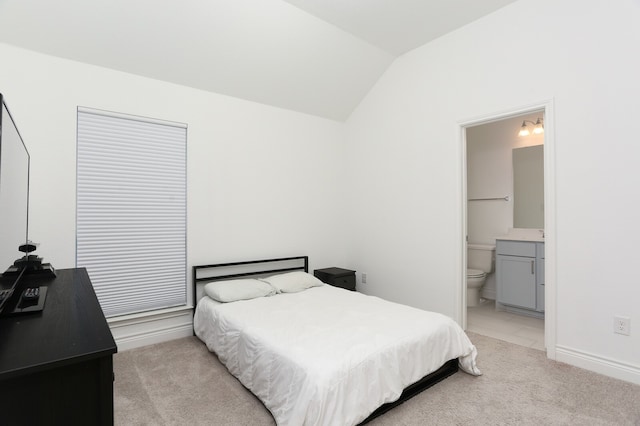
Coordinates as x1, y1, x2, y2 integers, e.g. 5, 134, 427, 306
0, 42, 348, 347
346, 0, 640, 383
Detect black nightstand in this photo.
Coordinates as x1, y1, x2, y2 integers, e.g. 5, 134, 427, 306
314, 267, 356, 291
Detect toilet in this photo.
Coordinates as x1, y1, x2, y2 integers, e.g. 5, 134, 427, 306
467, 243, 496, 307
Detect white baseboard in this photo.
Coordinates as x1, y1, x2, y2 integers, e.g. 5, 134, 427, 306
108, 306, 194, 351
555, 345, 640, 385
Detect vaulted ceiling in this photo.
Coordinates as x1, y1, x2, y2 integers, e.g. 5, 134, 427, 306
0, 0, 517, 121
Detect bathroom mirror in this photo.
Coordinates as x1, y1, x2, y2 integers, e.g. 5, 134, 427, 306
513, 145, 544, 228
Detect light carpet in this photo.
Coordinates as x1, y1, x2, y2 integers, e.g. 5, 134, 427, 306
113, 332, 640, 425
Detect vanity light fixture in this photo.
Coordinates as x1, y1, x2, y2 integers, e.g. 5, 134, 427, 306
518, 117, 544, 137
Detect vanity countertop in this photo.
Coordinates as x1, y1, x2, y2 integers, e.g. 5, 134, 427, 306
496, 228, 544, 243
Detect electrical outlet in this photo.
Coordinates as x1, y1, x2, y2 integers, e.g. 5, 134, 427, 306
614, 316, 630, 336
361, 273, 367, 284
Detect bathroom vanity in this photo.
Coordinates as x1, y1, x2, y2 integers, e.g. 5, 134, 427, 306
496, 234, 544, 319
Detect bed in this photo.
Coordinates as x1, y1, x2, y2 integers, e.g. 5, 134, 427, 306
193, 256, 481, 425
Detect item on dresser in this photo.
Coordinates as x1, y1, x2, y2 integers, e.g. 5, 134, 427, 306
313, 267, 356, 291
193, 257, 481, 426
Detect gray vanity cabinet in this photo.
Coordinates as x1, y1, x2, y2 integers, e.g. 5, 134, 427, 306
496, 239, 544, 317
536, 244, 545, 312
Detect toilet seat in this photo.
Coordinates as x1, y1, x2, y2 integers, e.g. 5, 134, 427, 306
467, 268, 485, 278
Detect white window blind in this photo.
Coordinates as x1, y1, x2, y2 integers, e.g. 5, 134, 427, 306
77, 107, 187, 318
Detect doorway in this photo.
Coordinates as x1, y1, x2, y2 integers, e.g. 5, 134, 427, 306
459, 102, 556, 359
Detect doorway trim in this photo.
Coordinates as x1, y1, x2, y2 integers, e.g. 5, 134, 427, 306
458, 99, 556, 360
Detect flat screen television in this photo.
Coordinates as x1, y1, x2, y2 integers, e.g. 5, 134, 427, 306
0, 93, 30, 314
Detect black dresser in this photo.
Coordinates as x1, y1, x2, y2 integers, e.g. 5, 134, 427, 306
314, 267, 356, 291
0, 268, 117, 425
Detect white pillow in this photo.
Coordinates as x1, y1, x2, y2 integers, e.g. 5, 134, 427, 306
204, 278, 276, 302
261, 271, 324, 293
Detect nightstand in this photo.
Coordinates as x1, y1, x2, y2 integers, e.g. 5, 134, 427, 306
314, 267, 356, 291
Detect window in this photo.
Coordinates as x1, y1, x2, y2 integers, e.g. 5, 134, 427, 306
77, 108, 187, 317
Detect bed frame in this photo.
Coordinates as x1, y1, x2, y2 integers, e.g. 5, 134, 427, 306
193, 255, 309, 304
192, 256, 458, 424
362, 359, 458, 423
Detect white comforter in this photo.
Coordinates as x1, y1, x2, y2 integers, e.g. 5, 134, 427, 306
194, 284, 480, 426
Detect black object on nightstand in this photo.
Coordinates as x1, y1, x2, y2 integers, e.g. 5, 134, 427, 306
314, 267, 356, 291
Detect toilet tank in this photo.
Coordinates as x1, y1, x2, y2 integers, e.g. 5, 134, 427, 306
467, 243, 496, 273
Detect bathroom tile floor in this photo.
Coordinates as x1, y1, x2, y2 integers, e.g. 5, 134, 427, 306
467, 299, 545, 351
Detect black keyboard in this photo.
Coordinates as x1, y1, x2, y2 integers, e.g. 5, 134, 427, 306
0, 288, 14, 310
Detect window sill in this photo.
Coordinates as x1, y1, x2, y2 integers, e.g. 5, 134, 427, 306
107, 305, 193, 327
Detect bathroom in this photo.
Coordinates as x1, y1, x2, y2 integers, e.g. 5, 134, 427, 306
465, 112, 545, 351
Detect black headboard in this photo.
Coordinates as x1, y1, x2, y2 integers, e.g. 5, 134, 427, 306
192, 256, 308, 305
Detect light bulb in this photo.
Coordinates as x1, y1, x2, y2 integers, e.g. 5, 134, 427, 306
518, 121, 530, 137
532, 119, 544, 135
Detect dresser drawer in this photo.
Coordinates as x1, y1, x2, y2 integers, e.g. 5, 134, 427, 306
496, 240, 536, 257
331, 275, 356, 291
